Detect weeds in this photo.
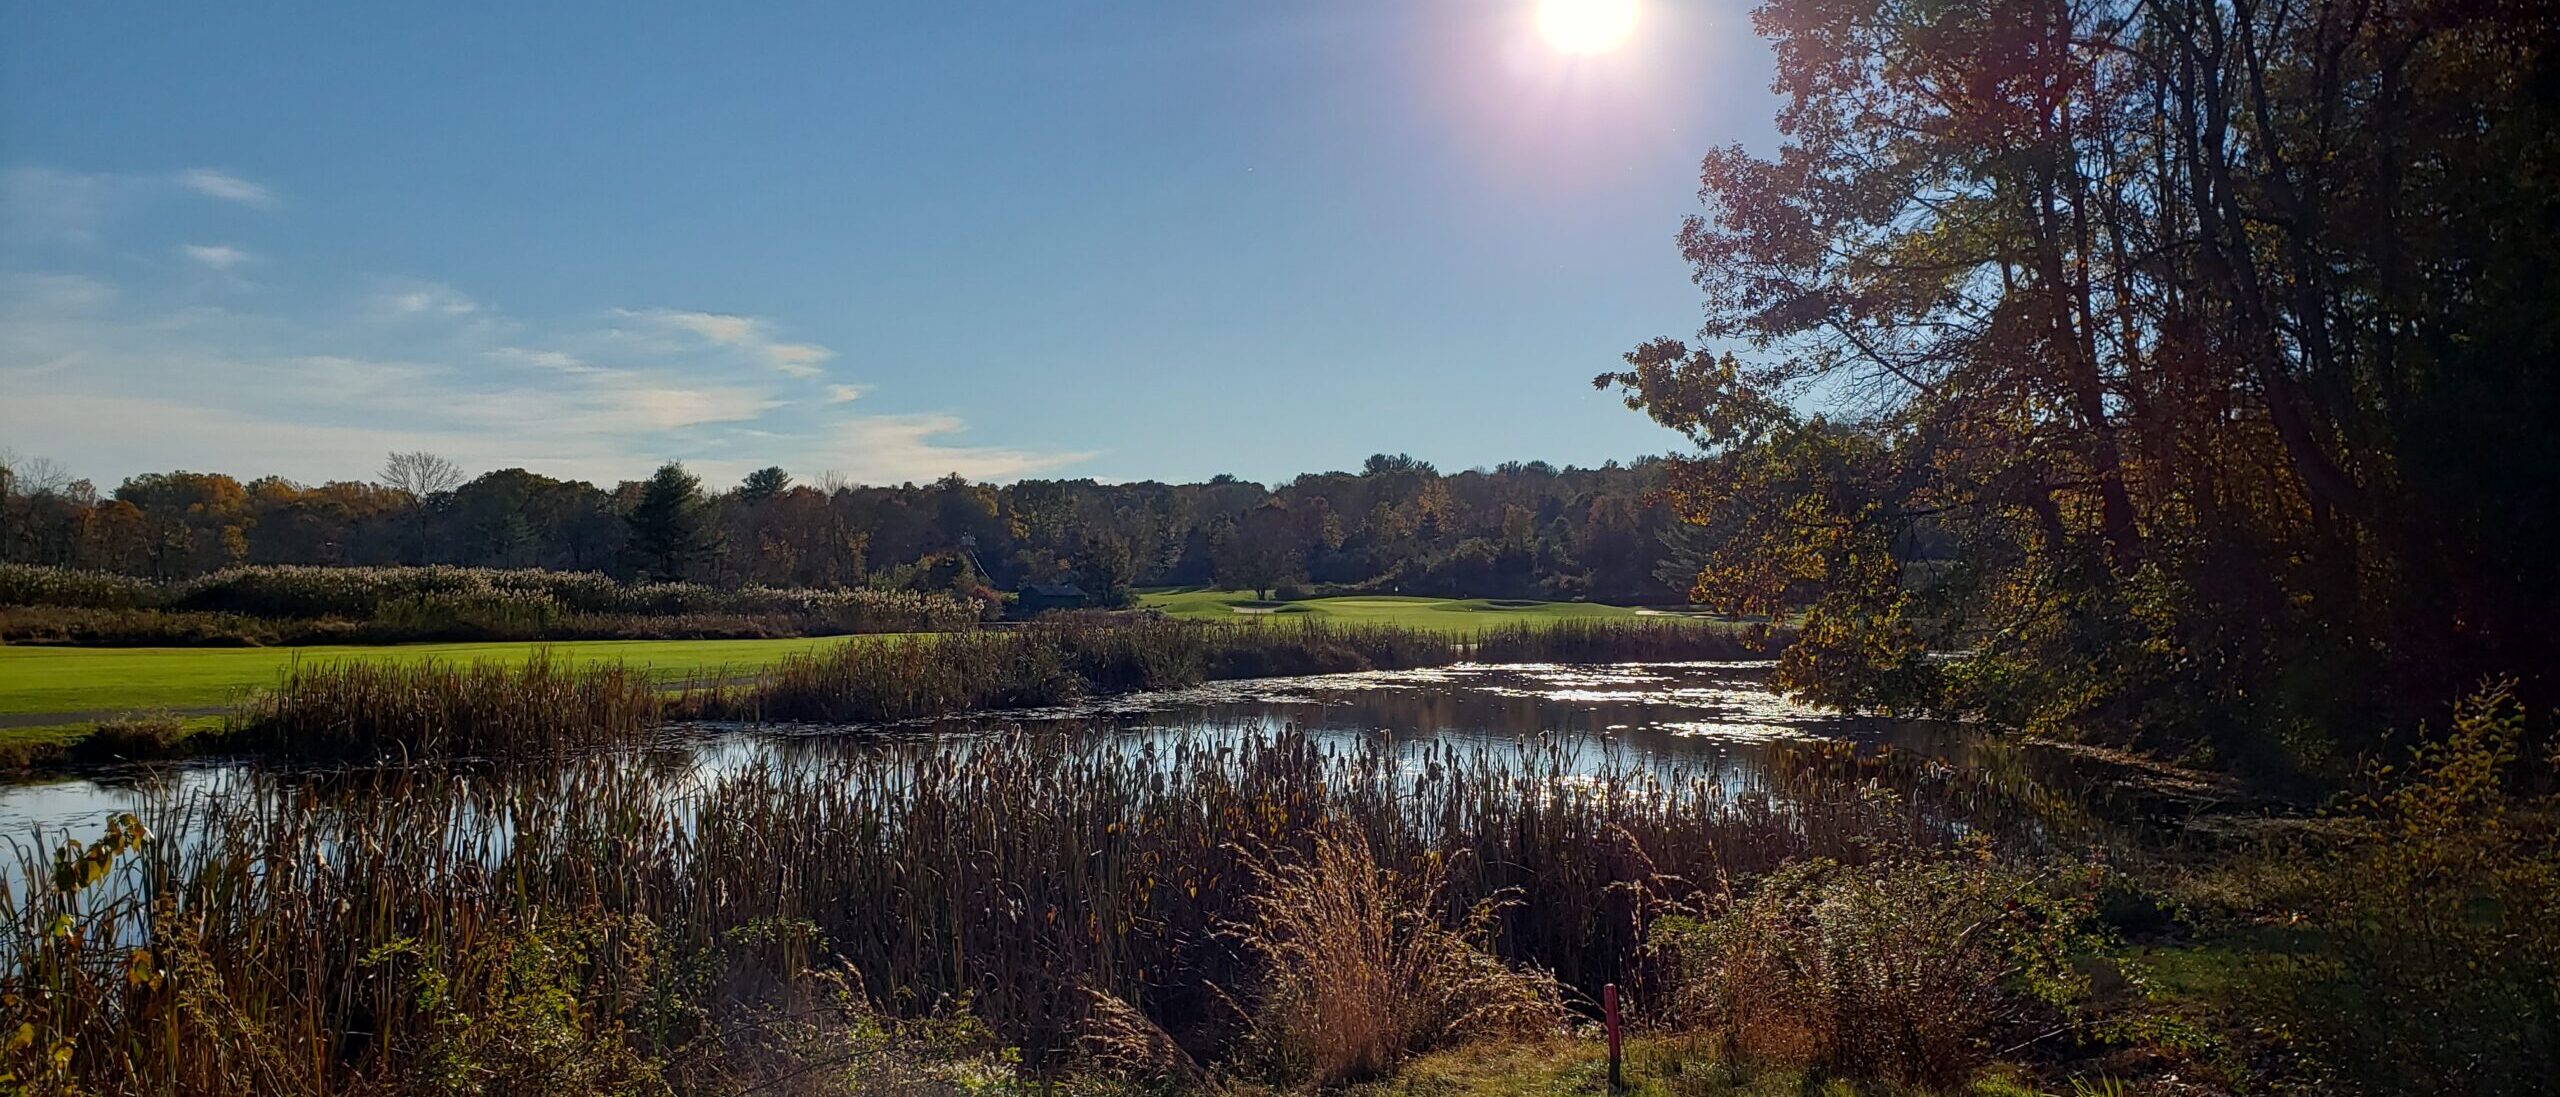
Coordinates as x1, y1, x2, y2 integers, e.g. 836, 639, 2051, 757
1228, 828, 1562, 1086
2243, 680, 2560, 1094
1646, 837, 2104, 1089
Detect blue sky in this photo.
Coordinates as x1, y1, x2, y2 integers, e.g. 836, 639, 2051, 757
1, 1, 1777, 489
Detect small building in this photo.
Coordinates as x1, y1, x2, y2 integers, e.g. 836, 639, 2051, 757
1015, 581, 1089, 614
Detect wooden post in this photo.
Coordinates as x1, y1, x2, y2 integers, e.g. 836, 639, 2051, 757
1603, 982, 1623, 1091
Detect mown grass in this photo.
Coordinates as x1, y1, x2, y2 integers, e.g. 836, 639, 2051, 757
0, 635, 879, 718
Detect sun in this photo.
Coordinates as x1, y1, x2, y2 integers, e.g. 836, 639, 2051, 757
1537, 0, 1638, 54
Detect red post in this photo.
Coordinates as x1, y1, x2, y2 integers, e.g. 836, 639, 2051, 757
1603, 982, 1623, 1090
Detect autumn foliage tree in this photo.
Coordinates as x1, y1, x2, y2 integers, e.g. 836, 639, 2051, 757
1609, 0, 2560, 769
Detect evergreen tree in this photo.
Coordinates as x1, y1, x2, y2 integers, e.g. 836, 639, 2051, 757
622, 462, 714, 581
737, 466, 791, 503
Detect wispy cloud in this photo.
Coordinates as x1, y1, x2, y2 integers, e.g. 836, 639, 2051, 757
622, 308, 837, 378
1, 271, 1082, 487
1, 165, 1072, 486
177, 168, 279, 208
2, 167, 117, 245
7, 167, 278, 248
794, 413, 1092, 485
368, 281, 479, 317
179, 243, 252, 270
488, 346, 600, 375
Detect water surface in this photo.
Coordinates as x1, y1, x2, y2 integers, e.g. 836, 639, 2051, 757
0, 661, 2074, 837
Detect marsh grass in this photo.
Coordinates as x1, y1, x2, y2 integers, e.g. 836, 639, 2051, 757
227, 653, 665, 760
709, 619, 1462, 725
0, 723, 2052, 1093
1227, 827, 1563, 1087
0, 563, 978, 644
1474, 619, 1775, 664
709, 618, 1763, 727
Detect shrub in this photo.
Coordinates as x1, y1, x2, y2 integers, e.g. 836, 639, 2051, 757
0, 565, 977, 641
0, 564, 160, 610
1229, 826, 1563, 1087
372, 590, 562, 641
0, 605, 316, 646
2251, 680, 2560, 1094
72, 712, 195, 763
1646, 838, 2102, 1089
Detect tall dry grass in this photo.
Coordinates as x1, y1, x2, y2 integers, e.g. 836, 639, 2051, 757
1473, 618, 1775, 663
0, 724, 2067, 1092
1227, 827, 1561, 1086
0, 563, 978, 642
1644, 840, 2104, 1088
707, 618, 1762, 727
709, 619, 1461, 724
227, 654, 666, 760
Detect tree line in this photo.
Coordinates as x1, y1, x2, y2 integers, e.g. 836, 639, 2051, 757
0, 450, 1691, 607
1605, 0, 2559, 772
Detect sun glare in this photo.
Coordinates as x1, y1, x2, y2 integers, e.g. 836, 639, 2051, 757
1537, 0, 1637, 54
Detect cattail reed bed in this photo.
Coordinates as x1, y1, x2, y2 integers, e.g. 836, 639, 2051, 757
701, 617, 1775, 726
55, 619, 1775, 767
0, 724, 2061, 1094
228, 654, 666, 760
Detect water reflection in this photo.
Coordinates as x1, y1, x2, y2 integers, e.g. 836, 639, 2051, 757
0, 661, 2076, 837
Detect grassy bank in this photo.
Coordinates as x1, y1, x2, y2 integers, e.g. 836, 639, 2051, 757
0, 636, 875, 768
0, 635, 875, 717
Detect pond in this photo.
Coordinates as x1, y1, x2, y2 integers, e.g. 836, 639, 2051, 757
0, 656, 2164, 1067
0, 660, 2112, 839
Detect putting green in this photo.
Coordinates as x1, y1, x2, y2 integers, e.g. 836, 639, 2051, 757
0, 636, 876, 721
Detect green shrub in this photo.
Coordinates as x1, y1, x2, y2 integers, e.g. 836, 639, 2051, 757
372, 590, 562, 640
2252, 681, 2560, 1094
